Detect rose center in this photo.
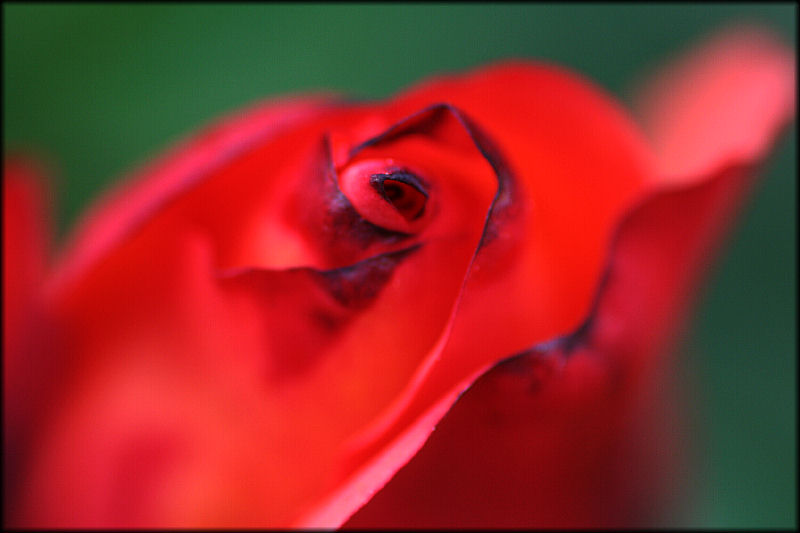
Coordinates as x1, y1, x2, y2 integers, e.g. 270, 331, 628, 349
370, 172, 428, 222
338, 160, 432, 234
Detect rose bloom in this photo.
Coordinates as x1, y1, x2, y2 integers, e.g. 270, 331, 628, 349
2, 26, 795, 528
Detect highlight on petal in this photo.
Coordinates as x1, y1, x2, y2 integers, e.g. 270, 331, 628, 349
634, 25, 796, 182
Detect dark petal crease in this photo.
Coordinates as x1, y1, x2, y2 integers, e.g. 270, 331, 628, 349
497, 159, 758, 382
216, 244, 421, 309
314, 245, 421, 309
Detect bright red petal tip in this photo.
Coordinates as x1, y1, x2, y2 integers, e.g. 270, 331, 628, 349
634, 25, 796, 182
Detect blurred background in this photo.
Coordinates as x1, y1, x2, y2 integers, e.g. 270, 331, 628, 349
3, 4, 796, 527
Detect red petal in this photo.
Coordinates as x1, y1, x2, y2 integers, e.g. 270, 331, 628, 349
49, 95, 340, 293
3, 157, 50, 373
634, 25, 796, 181
3, 156, 54, 510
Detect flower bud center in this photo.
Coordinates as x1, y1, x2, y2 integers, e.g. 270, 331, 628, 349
339, 159, 432, 234
369, 172, 427, 222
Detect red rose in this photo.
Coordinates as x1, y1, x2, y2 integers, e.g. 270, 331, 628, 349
3, 26, 795, 527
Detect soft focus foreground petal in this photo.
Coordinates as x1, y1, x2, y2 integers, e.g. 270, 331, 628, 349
635, 25, 796, 182
3, 156, 53, 505
48, 95, 339, 293
344, 160, 761, 529
3, 157, 50, 389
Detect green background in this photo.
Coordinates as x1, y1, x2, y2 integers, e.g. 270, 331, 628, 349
3, 4, 796, 527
